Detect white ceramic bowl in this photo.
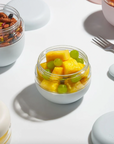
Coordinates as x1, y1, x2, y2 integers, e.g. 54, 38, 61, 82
35, 45, 91, 104
0, 34, 25, 67
35, 77, 91, 104
102, 0, 114, 26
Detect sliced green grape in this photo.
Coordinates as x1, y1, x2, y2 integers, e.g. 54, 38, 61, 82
70, 50, 79, 59
42, 69, 51, 80
76, 58, 84, 64
47, 61, 55, 70
57, 84, 67, 94
71, 74, 81, 83
54, 58, 63, 67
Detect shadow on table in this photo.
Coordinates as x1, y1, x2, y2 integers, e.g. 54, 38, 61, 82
0, 62, 15, 74
88, 132, 93, 144
83, 10, 114, 39
13, 83, 83, 122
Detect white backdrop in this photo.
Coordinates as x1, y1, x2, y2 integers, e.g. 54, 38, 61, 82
0, 0, 114, 144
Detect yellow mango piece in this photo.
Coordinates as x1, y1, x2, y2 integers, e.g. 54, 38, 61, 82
80, 77, 89, 85
63, 57, 84, 74
36, 67, 43, 82
50, 67, 63, 81
36, 62, 47, 82
80, 66, 90, 78
40, 62, 47, 69
40, 79, 59, 92
46, 50, 70, 62
77, 63, 85, 70
65, 79, 84, 93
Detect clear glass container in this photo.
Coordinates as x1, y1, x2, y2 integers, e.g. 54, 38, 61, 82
35, 45, 91, 94
0, 4, 24, 47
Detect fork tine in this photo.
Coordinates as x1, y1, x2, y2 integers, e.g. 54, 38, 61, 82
94, 37, 107, 46
92, 38, 105, 48
96, 36, 111, 45
96, 36, 108, 45
98, 35, 112, 45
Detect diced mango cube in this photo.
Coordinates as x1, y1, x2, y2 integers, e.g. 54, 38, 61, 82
62, 57, 84, 74
40, 62, 47, 69
77, 63, 85, 70
65, 79, 84, 93
80, 66, 90, 78
40, 79, 59, 92
37, 62, 47, 82
46, 50, 70, 62
50, 67, 63, 81
80, 77, 89, 85
36, 67, 43, 82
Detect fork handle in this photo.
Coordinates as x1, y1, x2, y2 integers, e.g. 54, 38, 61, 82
108, 45, 114, 52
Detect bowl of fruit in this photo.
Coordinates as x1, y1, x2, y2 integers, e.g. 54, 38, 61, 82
35, 45, 91, 104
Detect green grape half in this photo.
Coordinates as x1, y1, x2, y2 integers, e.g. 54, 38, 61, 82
42, 69, 51, 80
70, 50, 79, 59
57, 84, 68, 94
54, 58, 63, 67
76, 58, 84, 64
71, 74, 81, 83
47, 61, 55, 70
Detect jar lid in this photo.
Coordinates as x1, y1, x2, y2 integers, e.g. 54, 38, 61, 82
109, 64, 114, 77
91, 111, 114, 144
7, 0, 50, 31
0, 101, 11, 138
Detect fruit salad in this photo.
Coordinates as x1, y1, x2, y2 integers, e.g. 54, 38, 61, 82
36, 48, 90, 94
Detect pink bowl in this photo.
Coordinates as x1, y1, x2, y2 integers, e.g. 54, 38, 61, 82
88, 0, 102, 4
102, 0, 114, 26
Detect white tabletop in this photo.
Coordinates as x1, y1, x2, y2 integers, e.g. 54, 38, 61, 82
0, 0, 114, 144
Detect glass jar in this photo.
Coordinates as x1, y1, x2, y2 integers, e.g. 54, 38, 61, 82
35, 45, 91, 94
0, 101, 11, 144
0, 4, 25, 67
